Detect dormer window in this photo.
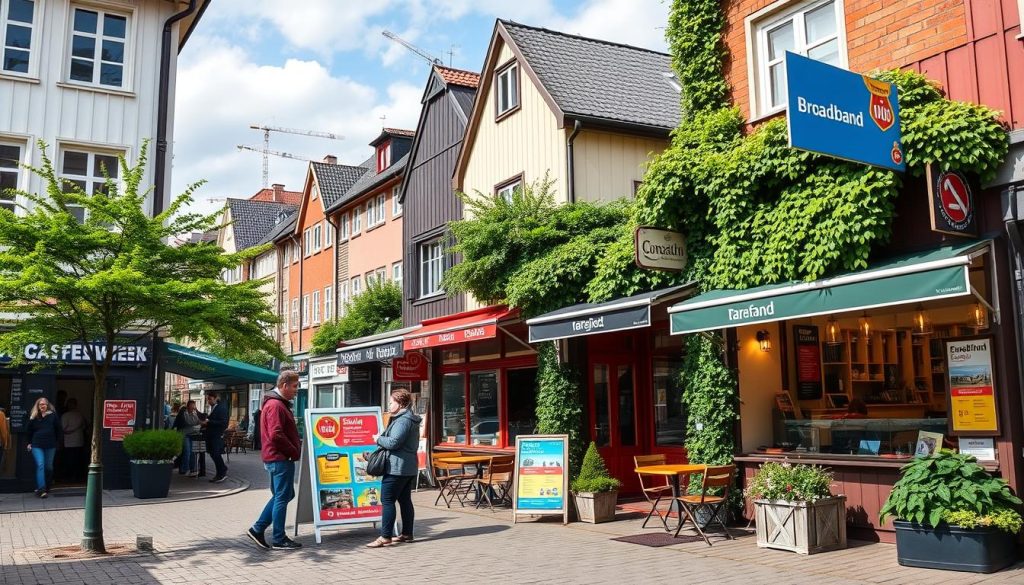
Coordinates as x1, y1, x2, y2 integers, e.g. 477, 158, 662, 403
376, 141, 391, 172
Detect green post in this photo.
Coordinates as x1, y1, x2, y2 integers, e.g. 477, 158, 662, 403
81, 463, 104, 553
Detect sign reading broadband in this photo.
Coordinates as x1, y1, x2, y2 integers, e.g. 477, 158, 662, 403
786, 52, 905, 172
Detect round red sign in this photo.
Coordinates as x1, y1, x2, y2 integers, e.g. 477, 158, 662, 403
316, 417, 339, 439
938, 171, 971, 224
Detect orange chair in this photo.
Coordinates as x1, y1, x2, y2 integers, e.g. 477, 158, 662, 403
474, 456, 515, 509
432, 452, 473, 507
635, 454, 673, 531
673, 464, 736, 545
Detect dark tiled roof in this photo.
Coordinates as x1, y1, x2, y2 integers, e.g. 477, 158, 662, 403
434, 65, 480, 88
501, 20, 681, 131
325, 153, 409, 213
383, 127, 416, 138
311, 162, 369, 209
255, 207, 298, 246
226, 199, 298, 251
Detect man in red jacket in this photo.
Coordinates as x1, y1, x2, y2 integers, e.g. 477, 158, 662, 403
247, 370, 302, 550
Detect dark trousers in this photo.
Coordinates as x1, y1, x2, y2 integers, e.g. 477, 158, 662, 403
380, 474, 415, 539
208, 436, 227, 478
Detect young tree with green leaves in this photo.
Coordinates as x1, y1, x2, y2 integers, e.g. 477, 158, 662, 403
310, 279, 402, 354
0, 143, 282, 553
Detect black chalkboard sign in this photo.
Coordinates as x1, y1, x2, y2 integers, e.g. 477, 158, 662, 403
10, 381, 47, 433
794, 325, 823, 400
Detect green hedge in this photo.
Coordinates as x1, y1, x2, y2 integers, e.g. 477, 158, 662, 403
122, 429, 182, 461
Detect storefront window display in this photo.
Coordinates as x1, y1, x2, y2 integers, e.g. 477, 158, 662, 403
653, 359, 686, 446
506, 368, 538, 445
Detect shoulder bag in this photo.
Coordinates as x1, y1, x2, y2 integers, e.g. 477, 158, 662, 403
366, 414, 398, 477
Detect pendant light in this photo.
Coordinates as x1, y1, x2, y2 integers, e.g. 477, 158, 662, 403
913, 304, 932, 334
859, 312, 872, 337
825, 315, 841, 344
972, 303, 987, 328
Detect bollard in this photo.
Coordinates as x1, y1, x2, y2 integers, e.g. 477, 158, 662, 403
136, 535, 153, 552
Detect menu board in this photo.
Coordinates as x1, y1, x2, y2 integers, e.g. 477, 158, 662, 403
512, 435, 569, 525
8, 378, 24, 432
794, 325, 823, 400
301, 407, 383, 544
945, 337, 1000, 436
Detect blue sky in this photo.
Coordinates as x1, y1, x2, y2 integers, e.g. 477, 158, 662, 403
172, 0, 670, 214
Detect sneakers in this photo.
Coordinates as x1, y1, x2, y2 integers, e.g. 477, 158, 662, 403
247, 528, 270, 550
210, 475, 227, 483
187, 471, 198, 477
271, 538, 302, 550
39, 490, 48, 499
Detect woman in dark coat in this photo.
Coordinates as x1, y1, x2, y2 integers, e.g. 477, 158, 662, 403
26, 397, 62, 498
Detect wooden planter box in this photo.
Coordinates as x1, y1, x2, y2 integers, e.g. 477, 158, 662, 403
573, 490, 618, 523
755, 496, 847, 554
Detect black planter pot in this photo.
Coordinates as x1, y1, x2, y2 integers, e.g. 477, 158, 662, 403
129, 461, 174, 499
893, 519, 1019, 573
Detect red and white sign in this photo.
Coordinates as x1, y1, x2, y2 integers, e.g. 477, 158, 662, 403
927, 165, 977, 237
404, 323, 497, 350
110, 427, 133, 441
103, 400, 136, 428
337, 414, 378, 446
938, 172, 971, 223
392, 351, 428, 381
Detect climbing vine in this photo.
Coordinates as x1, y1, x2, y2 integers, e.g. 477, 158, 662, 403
535, 342, 586, 475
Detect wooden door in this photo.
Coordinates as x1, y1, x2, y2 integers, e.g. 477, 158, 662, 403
589, 358, 643, 494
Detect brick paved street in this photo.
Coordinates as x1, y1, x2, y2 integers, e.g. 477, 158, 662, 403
1, 452, 1022, 585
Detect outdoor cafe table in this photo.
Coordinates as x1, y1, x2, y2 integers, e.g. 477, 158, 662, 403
633, 463, 708, 530
442, 454, 500, 504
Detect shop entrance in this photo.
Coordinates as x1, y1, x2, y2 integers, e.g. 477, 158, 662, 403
588, 355, 644, 493
54, 377, 95, 487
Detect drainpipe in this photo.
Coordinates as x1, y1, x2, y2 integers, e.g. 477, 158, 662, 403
153, 0, 201, 217
566, 120, 583, 204
296, 235, 304, 353
1001, 186, 1024, 453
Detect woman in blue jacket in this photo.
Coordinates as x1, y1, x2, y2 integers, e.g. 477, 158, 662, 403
367, 389, 422, 548
26, 397, 63, 498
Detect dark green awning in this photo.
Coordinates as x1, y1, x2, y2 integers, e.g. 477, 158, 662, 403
159, 342, 278, 385
669, 240, 990, 335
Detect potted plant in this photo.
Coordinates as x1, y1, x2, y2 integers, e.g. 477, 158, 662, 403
879, 450, 1022, 573
747, 461, 847, 554
122, 429, 182, 499
570, 442, 621, 523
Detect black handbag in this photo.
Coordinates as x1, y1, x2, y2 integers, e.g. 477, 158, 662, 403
366, 447, 389, 477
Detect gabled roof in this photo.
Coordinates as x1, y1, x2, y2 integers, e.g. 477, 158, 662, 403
434, 65, 480, 88
310, 162, 369, 209
225, 198, 298, 251
249, 186, 302, 206
255, 207, 299, 247
370, 127, 416, 147
325, 153, 409, 214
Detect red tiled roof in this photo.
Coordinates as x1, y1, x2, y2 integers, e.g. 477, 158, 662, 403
249, 187, 302, 206
435, 65, 480, 88
382, 127, 416, 138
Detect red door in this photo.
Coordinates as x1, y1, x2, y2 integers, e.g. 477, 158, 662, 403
589, 357, 644, 494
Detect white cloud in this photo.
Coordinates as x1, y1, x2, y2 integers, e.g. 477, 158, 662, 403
547, 0, 670, 52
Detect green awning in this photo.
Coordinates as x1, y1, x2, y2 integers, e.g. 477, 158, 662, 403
669, 240, 991, 335
159, 342, 278, 385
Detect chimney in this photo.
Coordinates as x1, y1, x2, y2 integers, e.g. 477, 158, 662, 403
323, 154, 337, 165
271, 183, 284, 202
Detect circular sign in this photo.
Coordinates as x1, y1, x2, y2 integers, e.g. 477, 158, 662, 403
314, 416, 339, 442
937, 171, 972, 225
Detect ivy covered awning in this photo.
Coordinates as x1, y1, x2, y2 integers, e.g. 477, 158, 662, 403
668, 240, 992, 335
159, 342, 279, 385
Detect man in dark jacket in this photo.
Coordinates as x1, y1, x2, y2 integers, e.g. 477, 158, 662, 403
203, 391, 229, 483
247, 370, 302, 550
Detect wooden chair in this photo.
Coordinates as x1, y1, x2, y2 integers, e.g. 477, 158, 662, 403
431, 452, 473, 508
474, 456, 515, 509
673, 464, 736, 545
635, 454, 673, 531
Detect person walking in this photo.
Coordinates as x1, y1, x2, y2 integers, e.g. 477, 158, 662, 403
173, 400, 202, 476
60, 399, 87, 482
366, 389, 421, 548
26, 397, 62, 498
203, 391, 229, 483
247, 370, 302, 550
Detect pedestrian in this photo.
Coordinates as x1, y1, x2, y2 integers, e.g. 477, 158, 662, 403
252, 408, 262, 452
202, 391, 229, 483
25, 396, 62, 498
247, 370, 302, 550
366, 389, 421, 548
173, 400, 202, 476
60, 398, 87, 482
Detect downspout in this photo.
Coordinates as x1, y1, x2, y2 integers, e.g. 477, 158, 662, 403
295, 235, 304, 353
566, 120, 583, 204
154, 0, 200, 217
1001, 186, 1024, 455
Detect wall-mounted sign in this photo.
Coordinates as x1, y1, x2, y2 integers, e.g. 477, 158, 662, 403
946, 336, 1000, 436
337, 340, 403, 365
404, 324, 497, 350
1, 342, 150, 365
794, 325, 823, 400
310, 359, 340, 381
103, 400, 137, 428
786, 52, 905, 172
392, 351, 428, 381
634, 226, 687, 272
512, 435, 569, 525
281, 359, 309, 375
958, 437, 996, 461
110, 427, 133, 442
927, 165, 977, 237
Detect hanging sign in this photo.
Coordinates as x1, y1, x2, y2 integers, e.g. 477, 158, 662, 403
927, 165, 977, 237
512, 434, 569, 525
945, 336, 1000, 436
392, 351, 428, 381
794, 325, 823, 400
634, 226, 687, 272
103, 400, 137, 428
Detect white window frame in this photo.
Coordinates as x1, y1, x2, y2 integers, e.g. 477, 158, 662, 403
66, 3, 133, 90
339, 282, 349, 315
392, 187, 402, 217
365, 199, 376, 227
291, 298, 299, 330
324, 286, 333, 321
352, 205, 362, 234
302, 294, 310, 327
340, 212, 349, 240
312, 290, 321, 324
376, 194, 386, 225
496, 62, 519, 116
58, 144, 125, 223
324, 219, 333, 246
0, 139, 26, 213
351, 276, 362, 297
1, 0, 41, 78
496, 177, 522, 202
291, 239, 299, 263
392, 262, 402, 284
312, 223, 322, 252
419, 239, 445, 298
745, 0, 848, 121
375, 267, 386, 284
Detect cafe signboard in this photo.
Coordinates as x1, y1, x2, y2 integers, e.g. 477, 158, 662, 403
634, 226, 687, 272
512, 434, 569, 525
945, 336, 1000, 436
102, 400, 137, 428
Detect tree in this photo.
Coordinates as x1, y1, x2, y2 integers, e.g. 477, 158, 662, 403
310, 279, 402, 354
0, 143, 282, 553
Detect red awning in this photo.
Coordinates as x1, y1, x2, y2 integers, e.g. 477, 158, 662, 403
404, 306, 515, 350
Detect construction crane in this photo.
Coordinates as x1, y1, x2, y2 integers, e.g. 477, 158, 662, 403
236, 144, 316, 165
246, 124, 344, 187
382, 30, 443, 66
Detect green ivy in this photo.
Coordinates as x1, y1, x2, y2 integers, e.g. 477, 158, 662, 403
667, 0, 729, 114
680, 334, 737, 467
535, 342, 586, 476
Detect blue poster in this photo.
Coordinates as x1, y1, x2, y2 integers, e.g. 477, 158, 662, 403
304, 407, 383, 526
515, 437, 567, 511
786, 51, 905, 172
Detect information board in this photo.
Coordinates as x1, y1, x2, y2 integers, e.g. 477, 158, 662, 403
301, 407, 384, 543
8, 378, 24, 432
794, 325, 822, 400
512, 434, 569, 524
945, 336, 1000, 436
103, 400, 136, 428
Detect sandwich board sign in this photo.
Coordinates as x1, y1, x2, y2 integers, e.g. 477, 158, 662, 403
512, 434, 569, 524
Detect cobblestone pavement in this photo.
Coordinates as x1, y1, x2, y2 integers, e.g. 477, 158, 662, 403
1, 452, 1022, 585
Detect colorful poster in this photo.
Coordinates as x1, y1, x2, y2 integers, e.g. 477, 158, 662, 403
513, 435, 568, 522
945, 337, 1000, 435
304, 407, 383, 526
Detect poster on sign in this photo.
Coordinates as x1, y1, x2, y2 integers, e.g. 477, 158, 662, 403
300, 407, 384, 544
103, 400, 136, 428
110, 427, 133, 441
393, 351, 428, 381
926, 164, 978, 237
945, 336, 1000, 436
512, 435, 569, 524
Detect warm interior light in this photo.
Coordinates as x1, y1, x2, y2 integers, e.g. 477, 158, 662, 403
914, 305, 931, 334
756, 330, 772, 352
972, 303, 987, 328
826, 316, 840, 343
859, 312, 871, 337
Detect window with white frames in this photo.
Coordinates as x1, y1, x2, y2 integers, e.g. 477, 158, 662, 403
60, 147, 122, 223
351, 276, 362, 297
353, 205, 362, 234
340, 213, 349, 240
496, 62, 519, 117
253, 253, 275, 279
392, 262, 402, 284
324, 220, 333, 246
419, 239, 444, 298
365, 270, 376, 285
365, 199, 377, 227
291, 298, 299, 330
339, 282, 349, 315
496, 176, 522, 202
292, 239, 300, 262
392, 187, 402, 216
313, 224, 322, 252
303, 229, 311, 256
2, 0, 36, 75
302, 295, 310, 327
0, 142, 22, 212
68, 6, 129, 88
324, 286, 333, 321
749, 0, 844, 118
312, 290, 321, 324
376, 194, 386, 225
375, 267, 386, 284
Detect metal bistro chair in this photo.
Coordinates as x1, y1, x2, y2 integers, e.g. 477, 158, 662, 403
431, 452, 473, 508
673, 464, 736, 545
474, 455, 515, 509
635, 454, 673, 531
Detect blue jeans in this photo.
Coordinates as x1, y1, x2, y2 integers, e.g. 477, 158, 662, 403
252, 460, 295, 544
179, 436, 194, 474
31, 447, 56, 491
380, 474, 415, 539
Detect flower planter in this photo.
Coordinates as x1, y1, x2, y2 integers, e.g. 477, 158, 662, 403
893, 520, 1019, 573
573, 490, 618, 523
755, 496, 847, 554
129, 461, 174, 499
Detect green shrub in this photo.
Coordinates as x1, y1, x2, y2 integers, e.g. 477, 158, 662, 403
880, 450, 1022, 527
535, 342, 585, 476
570, 441, 621, 493
746, 461, 834, 502
122, 429, 182, 462
310, 279, 402, 354
943, 508, 1023, 534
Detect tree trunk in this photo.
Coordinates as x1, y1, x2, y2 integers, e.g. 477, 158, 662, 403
81, 370, 107, 553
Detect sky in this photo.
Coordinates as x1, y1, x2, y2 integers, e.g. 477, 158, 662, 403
171, 0, 672, 216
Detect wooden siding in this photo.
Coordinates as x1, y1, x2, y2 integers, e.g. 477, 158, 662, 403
572, 129, 668, 202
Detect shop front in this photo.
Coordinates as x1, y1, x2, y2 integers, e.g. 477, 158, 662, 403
333, 325, 424, 412
527, 285, 695, 493
668, 239, 1022, 541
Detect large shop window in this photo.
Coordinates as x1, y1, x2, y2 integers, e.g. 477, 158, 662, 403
442, 372, 466, 442
653, 359, 686, 446
469, 371, 500, 445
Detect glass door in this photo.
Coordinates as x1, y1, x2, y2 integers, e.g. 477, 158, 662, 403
589, 359, 640, 491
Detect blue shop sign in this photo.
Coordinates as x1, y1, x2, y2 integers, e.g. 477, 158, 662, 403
785, 52, 905, 172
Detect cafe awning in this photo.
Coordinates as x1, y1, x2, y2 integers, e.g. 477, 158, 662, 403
159, 342, 279, 385
404, 306, 515, 350
669, 240, 992, 335
337, 325, 421, 365
527, 284, 697, 343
